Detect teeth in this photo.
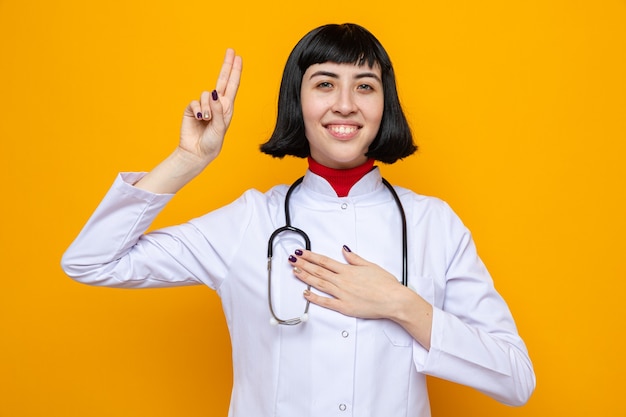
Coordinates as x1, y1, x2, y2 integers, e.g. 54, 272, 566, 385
329, 125, 357, 134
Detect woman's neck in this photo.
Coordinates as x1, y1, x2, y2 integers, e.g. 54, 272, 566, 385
307, 156, 375, 197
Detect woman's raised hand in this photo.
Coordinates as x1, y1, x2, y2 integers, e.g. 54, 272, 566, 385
179, 48, 243, 164
133, 49, 242, 194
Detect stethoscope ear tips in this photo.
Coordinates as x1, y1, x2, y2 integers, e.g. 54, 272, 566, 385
269, 317, 279, 326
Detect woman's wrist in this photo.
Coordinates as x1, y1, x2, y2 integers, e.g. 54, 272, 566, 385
390, 288, 433, 351
170, 146, 214, 174
133, 147, 212, 194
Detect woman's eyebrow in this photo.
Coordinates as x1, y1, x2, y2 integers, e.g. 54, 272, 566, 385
308, 70, 382, 82
308, 71, 339, 79
355, 72, 382, 82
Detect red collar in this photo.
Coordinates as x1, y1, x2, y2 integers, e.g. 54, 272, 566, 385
307, 157, 375, 197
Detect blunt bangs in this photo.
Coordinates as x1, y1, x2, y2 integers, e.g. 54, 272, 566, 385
260, 23, 416, 164
297, 24, 389, 73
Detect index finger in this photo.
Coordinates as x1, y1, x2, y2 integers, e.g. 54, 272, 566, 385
297, 249, 345, 274
215, 48, 243, 101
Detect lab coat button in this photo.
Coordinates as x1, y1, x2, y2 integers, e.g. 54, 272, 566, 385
341, 330, 349, 338
340, 203, 348, 210
339, 404, 347, 411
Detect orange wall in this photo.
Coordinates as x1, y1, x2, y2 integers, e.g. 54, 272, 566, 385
2, 1, 625, 416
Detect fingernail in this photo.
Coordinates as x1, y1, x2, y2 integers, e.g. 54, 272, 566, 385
211, 90, 218, 101
293, 267, 302, 274
295, 249, 303, 256
196, 112, 203, 119
343, 245, 352, 252
303, 289, 310, 297
203, 111, 210, 119
288, 255, 297, 263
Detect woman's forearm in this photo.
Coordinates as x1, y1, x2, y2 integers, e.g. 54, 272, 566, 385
133, 147, 212, 194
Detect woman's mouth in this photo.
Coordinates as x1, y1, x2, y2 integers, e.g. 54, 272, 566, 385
326, 124, 360, 138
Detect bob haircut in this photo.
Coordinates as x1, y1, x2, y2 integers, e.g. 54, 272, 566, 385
260, 23, 416, 164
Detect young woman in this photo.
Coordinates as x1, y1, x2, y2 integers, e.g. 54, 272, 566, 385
62, 23, 535, 416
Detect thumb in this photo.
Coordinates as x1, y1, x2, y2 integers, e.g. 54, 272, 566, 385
342, 245, 369, 266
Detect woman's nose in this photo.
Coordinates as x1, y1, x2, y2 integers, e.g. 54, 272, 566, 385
332, 89, 358, 114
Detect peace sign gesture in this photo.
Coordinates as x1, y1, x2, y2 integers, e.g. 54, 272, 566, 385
134, 49, 242, 194
180, 48, 243, 163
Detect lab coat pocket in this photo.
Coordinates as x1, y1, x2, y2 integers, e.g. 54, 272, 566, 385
382, 320, 413, 347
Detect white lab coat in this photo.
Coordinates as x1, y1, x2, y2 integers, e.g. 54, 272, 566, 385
62, 168, 535, 417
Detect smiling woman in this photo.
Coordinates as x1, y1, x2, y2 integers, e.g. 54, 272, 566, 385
60, 23, 535, 416
260, 23, 416, 164
300, 62, 384, 168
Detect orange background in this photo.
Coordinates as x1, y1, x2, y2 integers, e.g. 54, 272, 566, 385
2, 1, 625, 416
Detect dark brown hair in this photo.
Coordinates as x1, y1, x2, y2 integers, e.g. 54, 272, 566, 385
260, 23, 416, 164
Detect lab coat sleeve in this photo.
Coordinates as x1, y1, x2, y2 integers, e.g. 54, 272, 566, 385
61, 172, 249, 289
414, 202, 536, 406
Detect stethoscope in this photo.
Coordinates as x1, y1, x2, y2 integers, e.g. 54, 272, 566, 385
267, 175, 408, 326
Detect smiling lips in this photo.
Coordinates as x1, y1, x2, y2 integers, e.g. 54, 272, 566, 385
327, 124, 360, 138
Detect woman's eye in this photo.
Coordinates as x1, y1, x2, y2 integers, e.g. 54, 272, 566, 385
317, 81, 333, 88
358, 84, 374, 90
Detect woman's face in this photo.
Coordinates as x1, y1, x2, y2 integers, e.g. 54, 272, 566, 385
300, 61, 384, 169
